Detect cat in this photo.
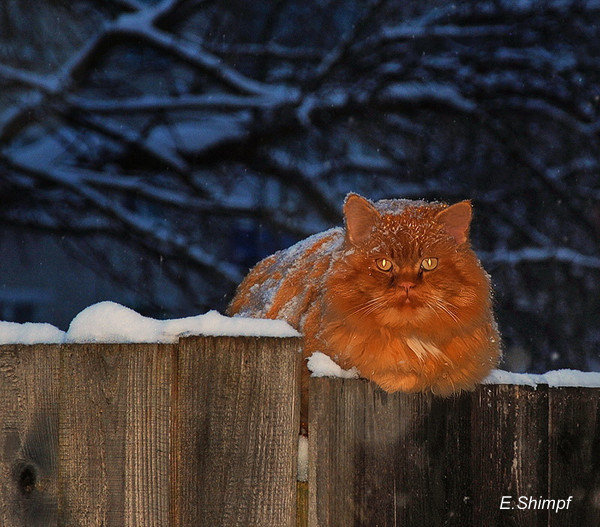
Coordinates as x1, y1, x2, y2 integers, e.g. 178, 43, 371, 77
228, 193, 501, 428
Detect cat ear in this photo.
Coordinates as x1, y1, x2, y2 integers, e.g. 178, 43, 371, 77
436, 200, 472, 244
344, 194, 380, 245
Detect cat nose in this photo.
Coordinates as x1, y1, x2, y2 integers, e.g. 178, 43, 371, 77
400, 281, 416, 292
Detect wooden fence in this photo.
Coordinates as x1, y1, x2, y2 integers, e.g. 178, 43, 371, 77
0, 337, 598, 526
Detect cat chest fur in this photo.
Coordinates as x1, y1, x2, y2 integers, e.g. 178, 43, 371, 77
315, 319, 479, 394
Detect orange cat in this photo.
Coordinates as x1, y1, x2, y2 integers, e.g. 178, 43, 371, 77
228, 194, 501, 426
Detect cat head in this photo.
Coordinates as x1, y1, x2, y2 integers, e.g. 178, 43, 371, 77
327, 194, 491, 334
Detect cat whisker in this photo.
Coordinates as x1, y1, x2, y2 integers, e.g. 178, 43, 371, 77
422, 297, 461, 328
432, 299, 460, 324
345, 303, 375, 318
345, 296, 386, 318
355, 300, 389, 320
344, 303, 384, 323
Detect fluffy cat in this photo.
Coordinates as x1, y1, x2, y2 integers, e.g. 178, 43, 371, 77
228, 194, 501, 427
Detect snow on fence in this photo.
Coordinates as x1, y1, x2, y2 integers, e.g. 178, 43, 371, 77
0, 337, 599, 527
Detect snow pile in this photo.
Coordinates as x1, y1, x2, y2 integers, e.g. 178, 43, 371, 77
482, 370, 540, 387
0, 321, 65, 344
0, 301, 299, 344
307, 351, 360, 379
297, 435, 308, 482
65, 301, 299, 342
67, 302, 164, 343
542, 370, 600, 387
483, 369, 600, 387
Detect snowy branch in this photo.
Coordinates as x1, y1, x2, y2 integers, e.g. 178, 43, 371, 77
309, 0, 386, 87
202, 42, 323, 61
0, 64, 59, 93
250, 151, 342, 224
481, 247, 600, 270
2, 153, 242, 284
66, 93, 280, 113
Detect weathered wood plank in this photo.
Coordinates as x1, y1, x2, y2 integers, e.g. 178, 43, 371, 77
59, 343, 173, 527
308, 378, 472, 527
297, 481, 308, 527
548, 387, 600, 526
0, 344, 60, 527
429, 392, 473, 525
308, 378, 363, 527
172, 336, 300, 527
3, 339, 598, 527
471, 384, 549, 527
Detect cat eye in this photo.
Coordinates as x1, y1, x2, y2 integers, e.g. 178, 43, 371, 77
421, 257, 438, 271
375, 258, 393, 271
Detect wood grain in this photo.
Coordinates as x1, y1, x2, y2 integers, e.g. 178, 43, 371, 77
58, 343, 173, 527
297, 481, 308, 527
2, 340, 600, 527
0, 344, 60, 527
548, 387, 600, 526
308, 378, 472, 527
471, 384, 549, 527
172, 336, 301, 527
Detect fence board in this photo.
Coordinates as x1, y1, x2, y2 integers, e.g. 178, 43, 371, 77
172, 336, 300, 527
471, 384, 549, 527
59, 343, 174, 527
308, 378, 472, 527
2, 340, 599, 526
0, 345, 60, 527
429, 392, 473, 525
548, 387, 600, 526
